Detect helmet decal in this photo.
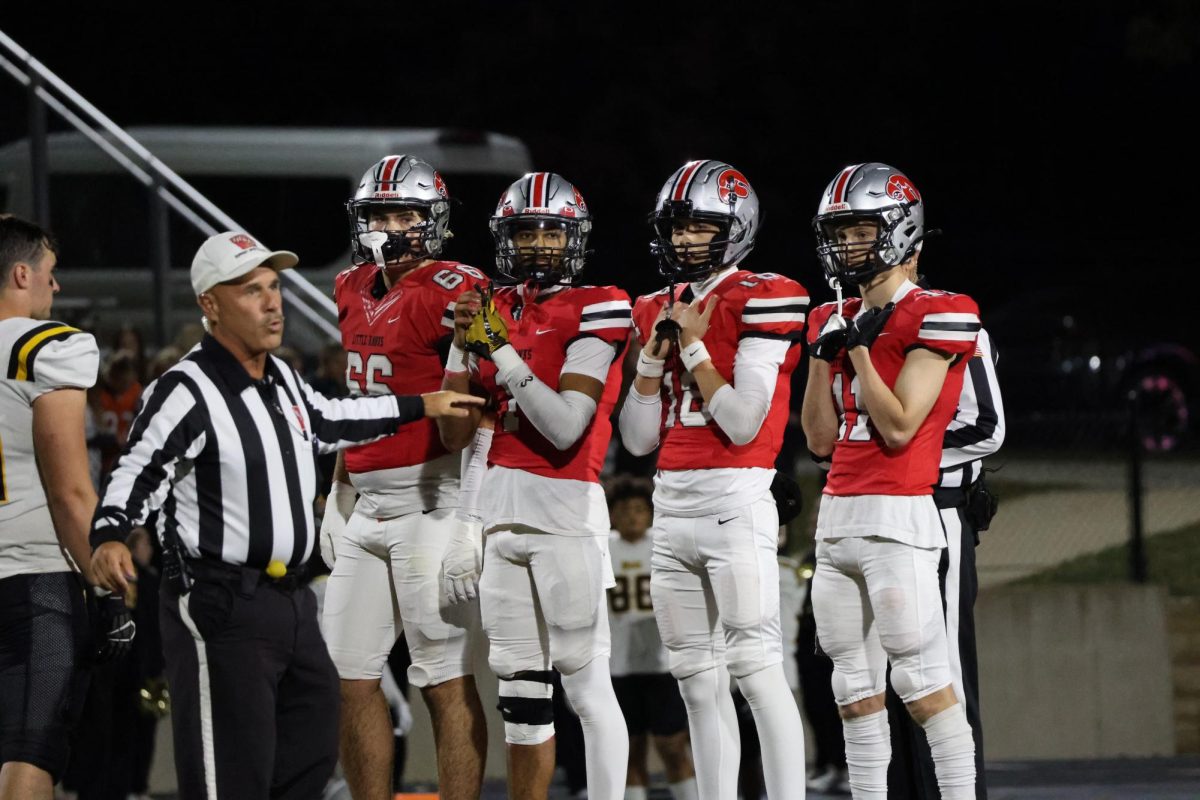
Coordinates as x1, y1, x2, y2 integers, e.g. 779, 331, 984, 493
885, 174, 921, 203
716, 169, 752, 205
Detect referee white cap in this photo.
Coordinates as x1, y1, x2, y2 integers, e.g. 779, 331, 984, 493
191, 231, 299, 295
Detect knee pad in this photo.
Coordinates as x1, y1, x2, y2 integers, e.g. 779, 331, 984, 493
498, 671, 555, 746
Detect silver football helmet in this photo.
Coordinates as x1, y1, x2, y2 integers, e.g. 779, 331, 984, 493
490, 172, 592, 286
812, 162, 925, 288
346, 155, 452, 267
649, 160, 761, 280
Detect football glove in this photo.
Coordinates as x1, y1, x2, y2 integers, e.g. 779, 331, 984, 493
442, 517, 484, 605
846, 302, 895, 351
810, 313, 848, 362
464, 286, 510, 359
91, 587, 136, 663
319, 481, 357, 569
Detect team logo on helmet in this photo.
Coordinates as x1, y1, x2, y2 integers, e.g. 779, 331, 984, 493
716, 169, 751, 204
885, 175, 921, 203
229, 234, 257, 250
573, 186, 588, 212
433, 172, 448, 198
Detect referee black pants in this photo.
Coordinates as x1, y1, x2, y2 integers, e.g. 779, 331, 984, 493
161, 569, 339, 800
886, 491, 987, 799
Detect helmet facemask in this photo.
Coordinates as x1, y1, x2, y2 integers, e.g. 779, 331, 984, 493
649, 201, 744, 282
813, 205, 921, 289
347, 200, 451, 269
490, 215, 590, 287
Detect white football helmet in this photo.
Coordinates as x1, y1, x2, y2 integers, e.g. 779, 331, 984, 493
346, 155, 452, 267
649, 160, 761, 280
812, 162, 925, 288
489, 172, 592, 286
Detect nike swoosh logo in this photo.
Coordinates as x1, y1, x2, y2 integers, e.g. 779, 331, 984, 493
718, 516, 738, 525
536, 328, 555, 335
387, 315, 402, 324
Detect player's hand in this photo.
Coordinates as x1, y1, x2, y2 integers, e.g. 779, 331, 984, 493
464, 286, 510, 359
453, 289, 483, 349
811, 314, 848, 362
442, 517, 484, 605
319, 481, 357, 569
91, 541, 137, 596
847, 302, 896, 351
676, 295, 719, 347
90, 586, 136, 663
421, 390, 485, 418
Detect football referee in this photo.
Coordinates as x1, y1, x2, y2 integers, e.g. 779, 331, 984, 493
88, 231, 482, 800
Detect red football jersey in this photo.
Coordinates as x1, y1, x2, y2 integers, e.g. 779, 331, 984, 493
631, 270, 808, 470
808, 285, 981, 496
476, 285, 631, 482
334, 260, 489, 473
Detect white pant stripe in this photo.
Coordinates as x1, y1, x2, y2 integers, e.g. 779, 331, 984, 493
941, 506, 966, 705
179, 595, 219, 800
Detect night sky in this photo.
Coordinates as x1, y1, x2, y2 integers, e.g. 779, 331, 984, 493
2, 2, 1196, 341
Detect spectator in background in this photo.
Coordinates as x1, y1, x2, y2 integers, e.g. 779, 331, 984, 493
310, 342, 348, 399
112, 325, 146, 382
145, 345, 183, 382
96, 349, 142, 475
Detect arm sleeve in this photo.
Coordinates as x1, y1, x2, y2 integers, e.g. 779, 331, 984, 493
492, 337, 614, 451
456, 425, 493, 523
618, 387, 662, 456
90, 373, 207, 547
705, 337, 791, 446
942, 327, 1006, 465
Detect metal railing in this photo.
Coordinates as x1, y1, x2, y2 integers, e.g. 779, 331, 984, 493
0, 29, 339, 344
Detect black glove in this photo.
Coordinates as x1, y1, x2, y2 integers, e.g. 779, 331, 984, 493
91, 588, 136, 664
810, 314, 848, 362
846, 302, 896, 351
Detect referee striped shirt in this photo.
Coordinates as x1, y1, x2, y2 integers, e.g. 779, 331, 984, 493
90, 335, 424, 568
938, 327, 1006, 488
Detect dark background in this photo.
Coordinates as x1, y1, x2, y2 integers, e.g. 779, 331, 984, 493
2, 1, 1196, 339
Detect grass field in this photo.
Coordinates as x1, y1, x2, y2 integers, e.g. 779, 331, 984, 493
1019, 520, 1200, 597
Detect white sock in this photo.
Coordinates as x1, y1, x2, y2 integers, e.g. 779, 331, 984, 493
921, 703, 976, 799
735, 664, 807, 798
842, 710, 890, 799
625, 787, 648, 800
669, 776, 699, 800
561, 657, 630, 800
677, 666, 740, 800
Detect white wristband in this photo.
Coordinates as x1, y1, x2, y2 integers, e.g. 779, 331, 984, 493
636, 350, 665, 378
445, 342, 468, 373
679, 341, 711, 373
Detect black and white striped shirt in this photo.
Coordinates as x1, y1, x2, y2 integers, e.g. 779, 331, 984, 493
938, 327, 1006, 489
90, 335, 424, 568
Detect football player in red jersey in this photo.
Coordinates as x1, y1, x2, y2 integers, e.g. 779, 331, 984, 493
618, 160, 809, 800
321, 155, 488, 800
438, 173, 632, 800
801, 163, 981, 799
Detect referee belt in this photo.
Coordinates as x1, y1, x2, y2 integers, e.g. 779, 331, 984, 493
932, 486, 967, 510
184, 558, 306, 594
